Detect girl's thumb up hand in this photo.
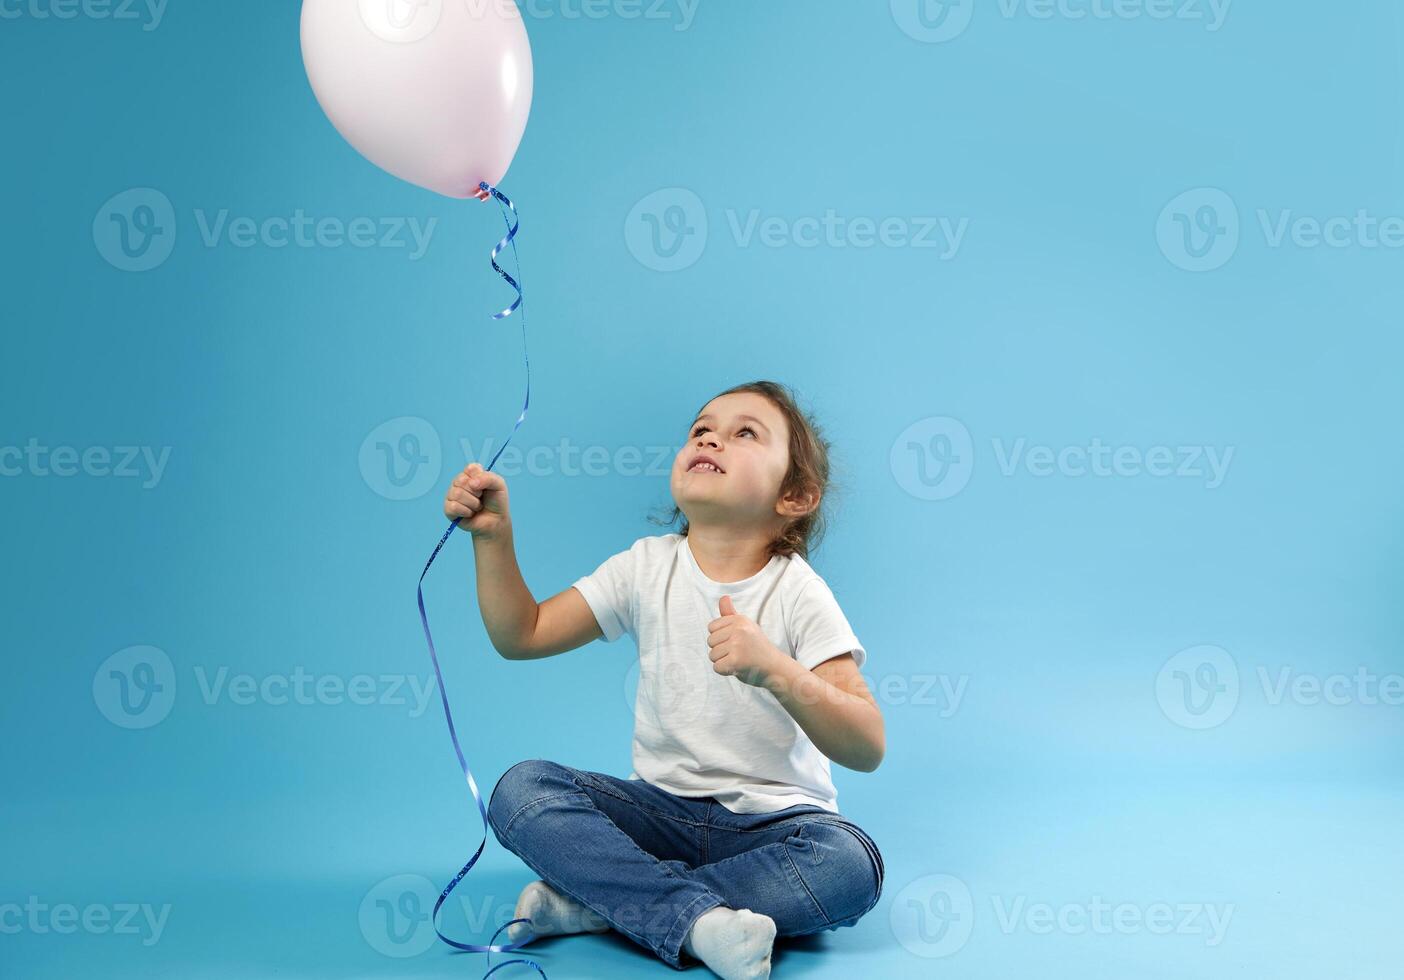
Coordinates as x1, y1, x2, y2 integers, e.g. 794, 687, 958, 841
444, 462, 512, 541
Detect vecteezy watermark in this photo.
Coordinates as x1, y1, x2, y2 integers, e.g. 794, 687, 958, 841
193, 666, 438, 717
93, 645, 440, 729
890, 0, 1231, 44
889, 873, 1233, 958
891, 416, 1234, 500
359, 417, 443, 501
889, 0, 975, 43
357, 0, 699, 43
890, 873, 974, 958
358, 873, 687, 958
1156, 644, 1404, 729
358, 0, 443, 43
872, 672, 968, 716
359, 418, 691, 501
0, 440, 171, 489
360, 875, 441, 958
624, 187, 968, 272
191, 210, 437, 259
0, 897, 172, 947
469, 0, 699, 30
988, 437, 1233, 487
0, 0, 168, 31
93, 646, 177, 730
1156, 187, 1240, 272
624, 657, 969, 725
92, 188, 177, 273
457, 437, 681, 479
1157, 186, 1404, 271
624, 188, 708, 272
93, 188, 439, 272
988, 894, 1234, 946
1156, 645, 1238, 729
624, 649, 716, 739
889, 416, 974, 501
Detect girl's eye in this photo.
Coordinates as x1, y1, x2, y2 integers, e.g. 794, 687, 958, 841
691, 425, 757, 438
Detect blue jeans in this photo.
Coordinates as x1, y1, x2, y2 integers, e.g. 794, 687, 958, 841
486, 758, 885, 969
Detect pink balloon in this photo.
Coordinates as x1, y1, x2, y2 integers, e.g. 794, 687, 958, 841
300, 0, 533, 199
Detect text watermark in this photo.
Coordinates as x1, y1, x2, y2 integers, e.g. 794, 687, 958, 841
93, 188, 439, 272
1156, 644, 1404, 729
624, 188, 969, 272
891, 0, 1231, 44
891, 416, 1234, 501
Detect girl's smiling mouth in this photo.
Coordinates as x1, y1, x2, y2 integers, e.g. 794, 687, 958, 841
687, 454, 725, 474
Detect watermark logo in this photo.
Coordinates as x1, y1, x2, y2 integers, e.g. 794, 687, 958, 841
890, 873, 974, 957
893, 0, 1231, 42
890, 874, 1235, 957
626, 188, 968, 271
625, 187, 708, 272
93, 188, 177, 272
892, 417, 1234, 499
891, 0, 975, 43
93, 650, 439, 728
625, 646, 717, 736
1160, 188, 1404, 270
93, 189, 439, 272
890, 416, 975, 501
358, 0, 443, 43
359, 874, 439, 957
1155, 644, 1239, 729
1157, 187, 1240, 272
93, 645, 177, 730
360, 417, 443, 500
1158, 645, 1404, 728
363, 426, 709, 502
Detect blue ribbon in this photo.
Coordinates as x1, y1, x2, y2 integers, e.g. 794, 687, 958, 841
415, 180, 547, 978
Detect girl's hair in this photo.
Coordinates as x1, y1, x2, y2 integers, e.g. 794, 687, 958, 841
647, 380, 835, 561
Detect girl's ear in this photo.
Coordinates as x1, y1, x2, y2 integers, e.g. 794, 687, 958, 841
778, 484, 819, 518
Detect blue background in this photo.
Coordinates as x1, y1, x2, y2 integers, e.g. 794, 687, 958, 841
3, 0, 1402, 976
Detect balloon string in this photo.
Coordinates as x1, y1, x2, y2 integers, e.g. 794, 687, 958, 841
414, 181, 547, 978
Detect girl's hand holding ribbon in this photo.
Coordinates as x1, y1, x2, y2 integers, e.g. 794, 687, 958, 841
707, 595, 791, 689
444, 462, 513, 541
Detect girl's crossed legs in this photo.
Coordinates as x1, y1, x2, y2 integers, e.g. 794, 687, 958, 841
486, 758, 884, 970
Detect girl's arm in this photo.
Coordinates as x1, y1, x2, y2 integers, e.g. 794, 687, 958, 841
766, 653, 886, 772
472, 527, 605, 660
446, 462, 602, 660
708, 597, 884, 771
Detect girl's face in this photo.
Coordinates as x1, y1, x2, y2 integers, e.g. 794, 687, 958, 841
671, 392, 792, 527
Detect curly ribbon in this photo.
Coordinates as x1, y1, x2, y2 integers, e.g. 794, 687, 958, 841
415, 180, 547, 978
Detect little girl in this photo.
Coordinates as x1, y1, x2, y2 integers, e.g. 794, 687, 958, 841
443, 380, 886, 979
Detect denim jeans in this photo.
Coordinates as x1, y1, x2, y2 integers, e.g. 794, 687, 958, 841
486, 758, 885, 970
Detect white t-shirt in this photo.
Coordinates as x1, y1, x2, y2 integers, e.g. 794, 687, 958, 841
571, 532, 866, 815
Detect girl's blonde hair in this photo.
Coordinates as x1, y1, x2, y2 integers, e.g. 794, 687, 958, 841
649, 380, 835, 560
